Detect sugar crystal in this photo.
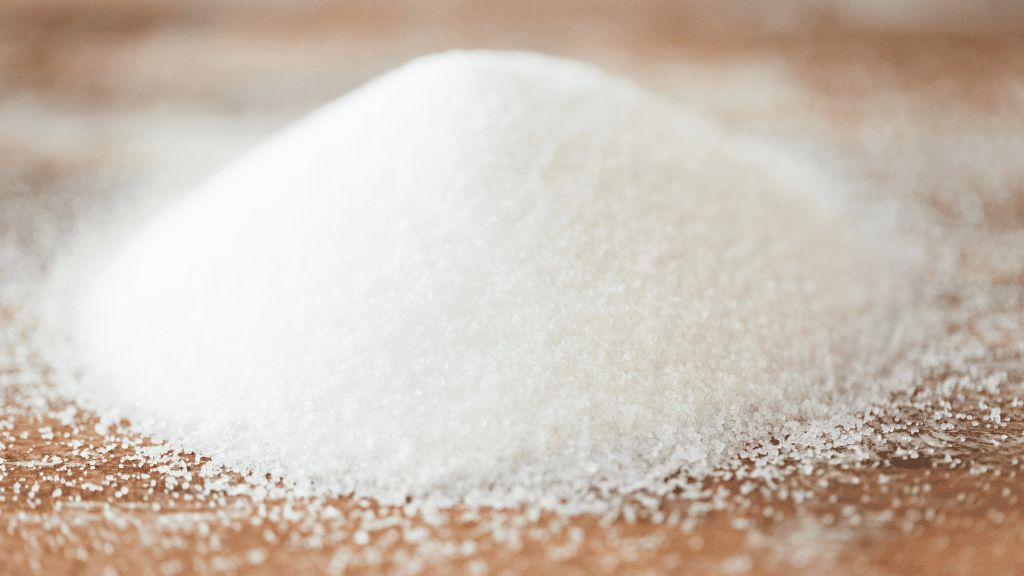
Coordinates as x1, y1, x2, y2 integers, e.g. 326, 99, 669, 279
63, 51, 916, 510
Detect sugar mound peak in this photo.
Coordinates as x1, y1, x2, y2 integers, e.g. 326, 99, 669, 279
67, 51, 913, 509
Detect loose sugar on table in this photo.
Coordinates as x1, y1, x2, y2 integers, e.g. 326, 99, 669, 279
58, 50, 921, 514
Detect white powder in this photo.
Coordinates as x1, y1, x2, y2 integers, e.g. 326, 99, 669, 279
62, 51, 916, 510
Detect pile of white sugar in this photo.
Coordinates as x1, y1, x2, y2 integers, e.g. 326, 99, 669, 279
61, 51, 918, 511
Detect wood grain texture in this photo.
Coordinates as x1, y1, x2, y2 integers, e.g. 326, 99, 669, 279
1, 2, 1023, 575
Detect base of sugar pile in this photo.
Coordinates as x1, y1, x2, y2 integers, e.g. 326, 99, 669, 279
51, 50, 926, 515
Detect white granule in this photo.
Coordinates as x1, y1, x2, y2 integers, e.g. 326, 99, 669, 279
61, 50, 918, 511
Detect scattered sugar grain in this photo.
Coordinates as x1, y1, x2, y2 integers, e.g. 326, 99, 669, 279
59, 50, 924, 512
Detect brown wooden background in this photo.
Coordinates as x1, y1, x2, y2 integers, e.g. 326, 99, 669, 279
2, 1, 1024, 575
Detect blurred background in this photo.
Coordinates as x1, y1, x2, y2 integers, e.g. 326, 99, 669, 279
1, 3, 1024, 574
0, 0, 1022, 281
3, 0, 1023, 290
3, 0, 1023, 113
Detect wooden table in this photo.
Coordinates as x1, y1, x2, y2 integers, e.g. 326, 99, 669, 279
2, 2, 1023, 574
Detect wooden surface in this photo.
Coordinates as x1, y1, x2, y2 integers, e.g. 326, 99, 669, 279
2, 2, 1024, 575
